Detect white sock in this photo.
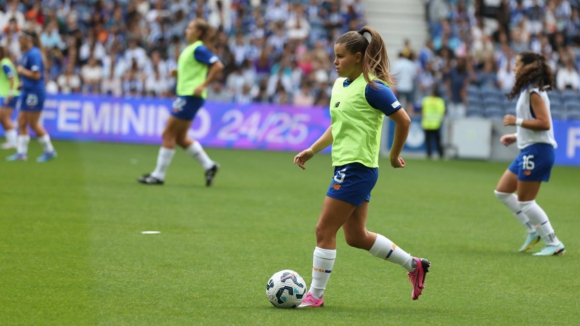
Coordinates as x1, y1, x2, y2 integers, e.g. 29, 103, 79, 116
151, 147, 175, 180
519, 200, 560, 246
37, 134, 55, 153
309, 247, 336, 299
494, 190, 535, 233
5, 129, 16, 146
186, 141, 214, 170
369, 234, 415, 272
17, 135, 30, 155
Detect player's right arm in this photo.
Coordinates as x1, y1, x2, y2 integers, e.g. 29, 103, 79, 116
500, 133, 517, 146
2, 64, 14, 102
294, 126, 333, 170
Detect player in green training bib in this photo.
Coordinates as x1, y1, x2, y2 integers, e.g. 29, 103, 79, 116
0, 46, 20, 150
138, 18, 223, 187
293, 26, 431, 308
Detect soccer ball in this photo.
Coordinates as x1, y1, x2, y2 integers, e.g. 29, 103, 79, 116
266, 270, 307, 308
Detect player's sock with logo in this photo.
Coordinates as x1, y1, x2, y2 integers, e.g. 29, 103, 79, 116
151, 147, 175, 180
495, 191, 536, 233
38, 134, 55, 153
186, 141, 214, 170
17, 135, 30, 155
369, 234, 415, 272
309, 247, 336, 299
519, 200, 560, 246
5, 129, 17, 146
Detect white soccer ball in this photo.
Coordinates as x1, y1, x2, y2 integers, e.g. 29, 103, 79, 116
266, 270, 308, 308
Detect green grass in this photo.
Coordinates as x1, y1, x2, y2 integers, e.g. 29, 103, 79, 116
1, 141, 579, 325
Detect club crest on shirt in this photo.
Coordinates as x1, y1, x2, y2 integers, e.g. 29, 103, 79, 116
334, 101, 340, 108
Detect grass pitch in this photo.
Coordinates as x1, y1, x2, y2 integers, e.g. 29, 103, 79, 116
1, 141, 579, 325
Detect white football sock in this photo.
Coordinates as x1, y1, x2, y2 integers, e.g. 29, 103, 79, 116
37, 134, 55, 153
151, 147, 175, 180
519, 200, 560, 246
309, 247, 336, 299
495, 190, 535, 233
369, 234, 415, 272
186, 141, 214, 170
17, 135, 30, 155
5, 129, 16, 146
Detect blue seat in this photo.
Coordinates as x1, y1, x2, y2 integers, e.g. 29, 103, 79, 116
551, 109, 565, 121
561, 90, 579, 105
565, 103, 580, 121
467, 95, 481, 106
481, 86, 503, 100
467, 85, 481, 97
503, 103, 515, 116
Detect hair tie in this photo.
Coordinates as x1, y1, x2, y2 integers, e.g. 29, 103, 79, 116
359, 31, 371, 44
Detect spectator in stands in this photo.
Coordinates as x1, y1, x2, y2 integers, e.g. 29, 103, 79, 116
445, 56, 471, 119
207, 81, 233, 103
293, 82, 315, 107
391, 52, 417, 114
57, 64, 81, 94
124, 38, 147, 70
101, 61, 123, 97
81, 56, 102, 94
497, 54, 516, 93
556, 57, 580, 91
286, 5, 310, 42
477, 57, 499, 89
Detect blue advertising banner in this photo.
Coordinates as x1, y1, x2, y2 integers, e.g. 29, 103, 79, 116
553, 120, 580, 166
0, 94, 332, 153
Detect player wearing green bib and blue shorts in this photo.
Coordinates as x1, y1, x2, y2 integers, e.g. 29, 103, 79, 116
138, 19, 223, 186
0, 46, 20, 150
495, 51, 565, 256
293, 27, 431, 308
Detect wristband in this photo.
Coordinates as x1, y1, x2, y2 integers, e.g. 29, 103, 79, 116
515, 118, 523, 126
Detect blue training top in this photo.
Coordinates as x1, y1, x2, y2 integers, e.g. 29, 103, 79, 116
20, 46, 44, 92
193, 45, 218, 66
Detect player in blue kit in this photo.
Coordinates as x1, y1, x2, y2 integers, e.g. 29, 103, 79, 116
495, 51, 565, 256
0, 46, 20, 150
293, 27, 430, 308
6, 30, 56, 162
138, 18, 223, 186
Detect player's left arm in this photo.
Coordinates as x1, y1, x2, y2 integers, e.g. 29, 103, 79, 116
193, 46, 224, 96
503, 92, 551, 131
365, 82, 410, 168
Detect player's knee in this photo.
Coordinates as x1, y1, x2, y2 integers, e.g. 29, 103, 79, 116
494, 190, 512, 203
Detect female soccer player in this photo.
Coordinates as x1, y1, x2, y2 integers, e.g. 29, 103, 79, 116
6, 30, 56, 162
0, 46, 20, 149
293, 27, 431, 307
138, 18, 223, 186
494, 51, 565, 256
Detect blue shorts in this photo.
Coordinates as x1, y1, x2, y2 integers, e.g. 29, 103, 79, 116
171, 96, 204, 121
0, 96, 18, 109
19, 91, 46, 112
508, 143, 555, 182
326, 162, 379, 206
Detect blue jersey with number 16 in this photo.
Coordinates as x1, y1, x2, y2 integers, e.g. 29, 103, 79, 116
20, 46, 44, 92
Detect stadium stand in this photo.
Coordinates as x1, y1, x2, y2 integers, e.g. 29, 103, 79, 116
0, 0, 366, 106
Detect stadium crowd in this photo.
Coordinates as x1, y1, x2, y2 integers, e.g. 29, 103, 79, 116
0, 0, 366, 107
403, 0, 580, 120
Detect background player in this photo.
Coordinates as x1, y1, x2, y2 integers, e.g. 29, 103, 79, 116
138, 18, 223, 186
495, 51, 565, 256
293, 26, 431, 308
0, 46, 20, 150
6, 30, 56, 162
